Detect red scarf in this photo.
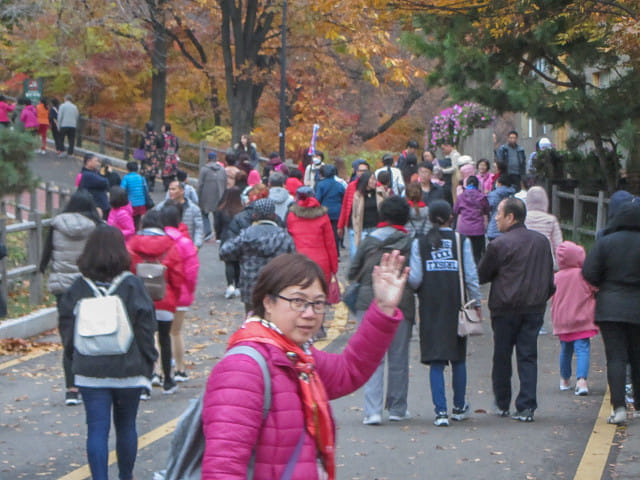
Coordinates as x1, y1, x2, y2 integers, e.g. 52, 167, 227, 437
228, 320, 336, 479
407, 200, 426, 208
376, 221, 408, 233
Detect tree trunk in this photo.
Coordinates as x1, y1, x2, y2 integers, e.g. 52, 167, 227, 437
592, 133, 617, 194
150, 23, 168, 129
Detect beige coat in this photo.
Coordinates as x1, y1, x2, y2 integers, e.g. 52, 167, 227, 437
351, 186, 389, 248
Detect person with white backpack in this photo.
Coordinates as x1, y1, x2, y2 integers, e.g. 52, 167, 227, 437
58, 225, 157, 480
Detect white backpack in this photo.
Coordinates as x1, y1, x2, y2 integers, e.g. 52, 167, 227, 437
73, 271, 134, 356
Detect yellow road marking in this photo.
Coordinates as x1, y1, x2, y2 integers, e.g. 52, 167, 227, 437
57, 418, 179, 480
55, 300, 350, 480
0, 348, 58, 371
573, 388, 617, 480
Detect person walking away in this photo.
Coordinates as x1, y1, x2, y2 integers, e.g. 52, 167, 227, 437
525, 186, 563, 267
267, 172, 294, 223
351, 171, 389, 254
404, 182, 431, 238
348, 196, 415, 425
454, 176, 490, 264
337, 161, 369, 259
36, 98, 49, 154
375, 153, 405, 196
155, 180, 204, 248
127, 210, 184, 396
219, 199, 295, 314
58, 226, 157, 480
552, 241, 598, 395
477, 197, 555, 422
20, 99, 38, 135
224, 151, 241, 189
198, 151, 227, 241
315, 165, 345, 256
121, 162, 149, 230
216, 187, 244, 299
455, 158, 475, 199
495, 130, 526, 191
202, 251, 408, 479
140, 121, 162, 192
107, 186, 135, 240
39, 190, 102, 405
79, 153, 110, 219
285, 168, 304, 196
409, 200, 482, 426
0, 94, 15, 128
160, 122, 180, 191
582, 202, 640, 424
486, 175, 515, 241
160, 205, 199, 383
58, 94, 79, 155
48, 98, 64, 153
100, 158, 121, 187
287, 186, 337, 285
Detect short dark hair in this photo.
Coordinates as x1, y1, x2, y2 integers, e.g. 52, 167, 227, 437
496, 175, 509, 186
289, 169, 303, 181
83, 153, 96, 166
407, 139, 419, 149
77, 225, 131, 283
508, 130, 518, 137
160, 204, 181, 228
109, 186, 129, 209
251, 253, 328, 317
268, 172, 285, 187
177, 170, 187, 182
63, 190, 102, 224
126, 161, 139, 172
501, 197, 526, 223
163, 122, 172, 132
466, 175, 479, 188
377, 170, 391, 187
476, 158, 490, 170
418, 161, 434, 172
382, 154, 394, 166
380, 196, 410, 226
141, 209, 163, 229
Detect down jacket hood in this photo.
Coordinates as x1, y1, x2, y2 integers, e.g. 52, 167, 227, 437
269, 186, 292, 204
288, 203, 327, 219
205, 162, 223, 172
127, 229, 174, 258
606, 201, 640, 233
243, 221, 292, 257
52, 212, 97, 238
526, 186, 549, 212
608, 190, 635, 220
556, 241, 585, 270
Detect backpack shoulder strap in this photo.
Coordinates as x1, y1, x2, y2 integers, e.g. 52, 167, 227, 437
81, 276, 106, 297
106, 271, 134, 295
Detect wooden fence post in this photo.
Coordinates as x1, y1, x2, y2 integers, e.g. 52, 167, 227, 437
572, 188, 582, 241
45, 182, 55, 217
58, 188, 70, 214
551, 184, 559, 218
99, 119, 106, 154
124, 125, 131, 160
28, 212, 43, 305
14, 193, 22, 222
596, 191, 606, 234
30, 189, 38, 215
77, 116, 84, 147
0, 217, 7, 309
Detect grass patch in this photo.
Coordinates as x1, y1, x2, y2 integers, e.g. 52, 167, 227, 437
6, 279, 55, 318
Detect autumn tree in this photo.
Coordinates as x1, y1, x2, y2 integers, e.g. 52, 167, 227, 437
402, 0, 640, 193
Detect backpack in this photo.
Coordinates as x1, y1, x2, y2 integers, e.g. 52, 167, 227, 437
136, 252, 168, 301
154, 346, 272, 480
73, 272, 134, 356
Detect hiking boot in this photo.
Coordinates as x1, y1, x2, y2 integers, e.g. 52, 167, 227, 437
434, 412, 449, 427
512, 408, 534, 422
451, 404, 470, 421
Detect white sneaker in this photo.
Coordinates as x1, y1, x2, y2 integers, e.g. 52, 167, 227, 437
607, 407, 627, 425
575, 378, 588, 396
560, 379, 571, 391
362, 413, 382, 425
224, 285, 235, 299
434, 412, 449, 427
389, 411, 411, 422
233, 288, 241, 298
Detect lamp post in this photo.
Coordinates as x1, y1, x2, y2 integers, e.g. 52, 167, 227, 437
279, 0, 287, 161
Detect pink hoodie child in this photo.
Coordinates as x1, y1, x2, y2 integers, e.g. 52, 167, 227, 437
164, 225, 199, 306
107, 203, 136, 240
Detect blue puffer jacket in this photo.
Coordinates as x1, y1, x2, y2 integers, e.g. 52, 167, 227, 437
486, 185, 515, 239
315, 169, 345, 221
121, 172, 148, 207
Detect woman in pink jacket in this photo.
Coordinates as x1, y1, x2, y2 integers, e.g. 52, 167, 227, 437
552, 241, 598, 396
20, 99, 39, 133
160, 203, 200, 382
202, 251, 408, 480
106, 186, 135, 240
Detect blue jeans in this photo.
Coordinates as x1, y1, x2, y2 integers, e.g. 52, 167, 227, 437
349, 227, 375, 260
559, 338, 591, 380
429, 360, 467, 414
79, 387, 142, 480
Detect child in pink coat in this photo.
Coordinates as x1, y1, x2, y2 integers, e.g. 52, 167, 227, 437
551, 241, 598, 395
106, 186, 135, 240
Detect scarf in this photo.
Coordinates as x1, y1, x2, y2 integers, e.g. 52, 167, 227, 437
407, 200, 426, 208
228, 319, 336, 479
376, 221, 408, 233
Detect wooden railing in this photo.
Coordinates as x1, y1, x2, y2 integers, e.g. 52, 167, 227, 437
551, 185, 608, 241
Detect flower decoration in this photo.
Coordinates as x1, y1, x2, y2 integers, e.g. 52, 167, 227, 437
427, 102, 494, 149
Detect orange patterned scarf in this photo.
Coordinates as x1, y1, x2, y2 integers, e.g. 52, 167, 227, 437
228, 319, 336, 480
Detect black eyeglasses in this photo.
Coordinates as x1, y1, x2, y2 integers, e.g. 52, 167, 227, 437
277, 295, 328, 314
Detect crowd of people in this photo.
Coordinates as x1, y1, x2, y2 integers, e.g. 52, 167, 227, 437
32, 125, 640, 479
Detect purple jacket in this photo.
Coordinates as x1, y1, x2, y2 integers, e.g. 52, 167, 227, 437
202, 302, 403, 479
454, 188, 490, 236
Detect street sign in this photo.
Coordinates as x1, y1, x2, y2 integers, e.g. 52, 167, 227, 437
23, 78, 42, 104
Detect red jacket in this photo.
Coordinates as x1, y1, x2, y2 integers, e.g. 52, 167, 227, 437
337, 179, 358, 230
164, 226, 199, 306
287, 203, 338, 283
127, 230, 184, 312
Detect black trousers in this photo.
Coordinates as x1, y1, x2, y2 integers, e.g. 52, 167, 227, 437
491, 311, 544, 412
224, 261, 240, 287
51, 125, 64, 152
60, 127, 76, 155
468, 235, 486, 265
330, 218, 340, 256
157, 320, 173, 381
599, 322, 640, 410
56, 293, 75, 389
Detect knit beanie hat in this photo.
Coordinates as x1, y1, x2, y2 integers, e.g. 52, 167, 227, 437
252, 198, 276, 220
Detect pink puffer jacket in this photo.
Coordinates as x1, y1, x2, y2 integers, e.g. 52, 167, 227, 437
201, 301, 403, 479
164, 226, 199, 306
107, 204, 135, 240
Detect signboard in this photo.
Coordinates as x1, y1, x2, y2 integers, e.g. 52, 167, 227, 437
23, 78, 43, 104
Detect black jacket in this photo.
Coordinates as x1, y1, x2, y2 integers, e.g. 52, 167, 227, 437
79, 167, 110, 213
478, 223, 555, 314
583, 202, 640, 325
58, 274, 158, 379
